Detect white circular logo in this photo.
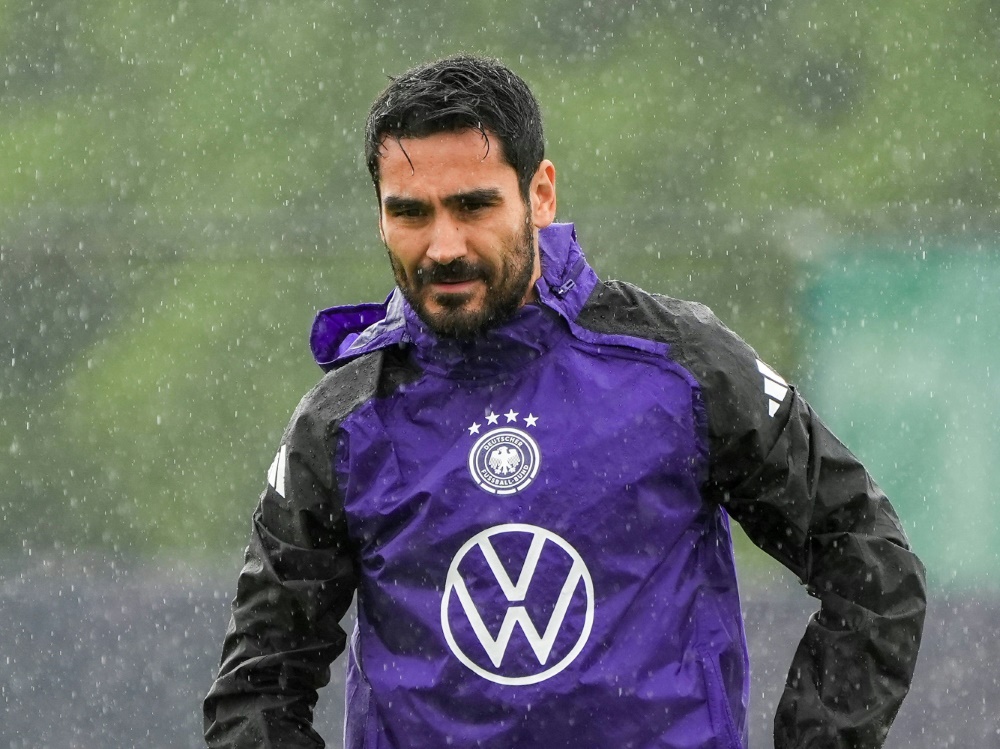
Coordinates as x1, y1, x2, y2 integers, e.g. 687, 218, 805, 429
441, 523, 594, 686
468, 428, 540, 495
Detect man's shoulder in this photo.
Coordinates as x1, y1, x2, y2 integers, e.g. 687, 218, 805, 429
578, 278, 727, 347
295, 345, 418, 423
293, 349, 386, 427
578, 278, 764, 393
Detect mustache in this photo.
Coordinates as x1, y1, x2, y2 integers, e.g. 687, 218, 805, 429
415, 259, 490, 286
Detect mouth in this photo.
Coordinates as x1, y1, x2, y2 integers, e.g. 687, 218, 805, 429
417, 262, 488, 296
428, 278, 481, 294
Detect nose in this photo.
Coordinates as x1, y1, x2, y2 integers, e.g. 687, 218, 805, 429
425, 215, 467, 265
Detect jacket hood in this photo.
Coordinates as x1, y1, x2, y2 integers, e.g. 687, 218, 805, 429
309, 222, 598, 372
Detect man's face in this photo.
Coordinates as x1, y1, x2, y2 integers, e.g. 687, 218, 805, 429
377, 129, 556, 338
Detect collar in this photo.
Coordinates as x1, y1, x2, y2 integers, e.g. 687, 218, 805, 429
309, 222, 598, 375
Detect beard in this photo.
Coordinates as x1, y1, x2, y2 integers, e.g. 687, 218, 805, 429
388, 217, 536, 339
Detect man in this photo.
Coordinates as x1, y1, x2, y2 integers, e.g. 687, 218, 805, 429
204, 55, 926, 749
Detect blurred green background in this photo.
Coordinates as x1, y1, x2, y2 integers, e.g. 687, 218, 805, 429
2, 0, 997, 586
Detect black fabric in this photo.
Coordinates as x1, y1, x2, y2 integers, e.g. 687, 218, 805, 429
204, 352, 388, 749
577, 279, 927, 749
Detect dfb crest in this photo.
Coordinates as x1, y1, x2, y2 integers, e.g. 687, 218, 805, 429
467, 409, 541, 495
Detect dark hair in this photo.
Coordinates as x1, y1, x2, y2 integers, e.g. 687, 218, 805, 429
364, 54, 545, 200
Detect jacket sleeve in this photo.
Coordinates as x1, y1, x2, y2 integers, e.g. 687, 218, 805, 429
203, 375, 361, 749
679, 303, 927, 749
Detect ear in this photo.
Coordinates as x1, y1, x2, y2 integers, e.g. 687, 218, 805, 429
377, 207, 386, 244
529, 160, 557, 229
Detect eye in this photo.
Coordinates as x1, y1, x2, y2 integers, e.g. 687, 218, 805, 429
387, 204, 426, 219
459, 198, 489, 213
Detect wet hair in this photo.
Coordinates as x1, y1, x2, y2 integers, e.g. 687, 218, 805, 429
364, 54, 545, 200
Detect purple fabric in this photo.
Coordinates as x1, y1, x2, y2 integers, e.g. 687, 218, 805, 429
310, 300, 390, 370
317, 224, 749, 748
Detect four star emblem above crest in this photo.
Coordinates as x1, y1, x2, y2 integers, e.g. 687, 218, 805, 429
472, 410, 539, 432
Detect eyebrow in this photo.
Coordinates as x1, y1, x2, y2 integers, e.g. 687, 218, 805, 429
443, 188, 504, 208
382, 195, 426, 214
382, 188, 504, 214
